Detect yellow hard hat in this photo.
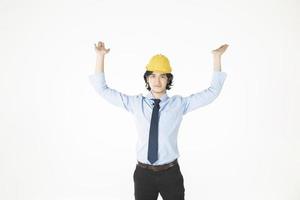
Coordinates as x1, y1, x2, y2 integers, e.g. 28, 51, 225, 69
146, 54, 172, 73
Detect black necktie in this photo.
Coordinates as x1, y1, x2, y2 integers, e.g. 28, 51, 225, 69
147, 98, 161, 164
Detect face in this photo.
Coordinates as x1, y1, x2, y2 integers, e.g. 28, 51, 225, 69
147, 71, 168, 94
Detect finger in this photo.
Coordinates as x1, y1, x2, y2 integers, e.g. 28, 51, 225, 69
216, 45, 223, 50
220, 45, 227, 49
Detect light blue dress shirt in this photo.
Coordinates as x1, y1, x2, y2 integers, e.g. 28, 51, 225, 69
89, 71, 227, 165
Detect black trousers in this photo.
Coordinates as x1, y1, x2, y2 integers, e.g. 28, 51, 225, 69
133, 162, 185, 200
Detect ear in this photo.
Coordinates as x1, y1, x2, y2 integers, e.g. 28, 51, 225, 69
167, 77, 171, 84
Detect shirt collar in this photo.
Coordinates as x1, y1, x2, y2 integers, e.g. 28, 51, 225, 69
146, 91, 169, 103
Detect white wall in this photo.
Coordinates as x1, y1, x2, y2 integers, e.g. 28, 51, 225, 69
0, 0, 299, 199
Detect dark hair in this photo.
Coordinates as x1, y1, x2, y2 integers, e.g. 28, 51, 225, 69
143, 71, 174, 91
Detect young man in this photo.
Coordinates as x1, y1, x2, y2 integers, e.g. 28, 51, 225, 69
89, 41, 228, 200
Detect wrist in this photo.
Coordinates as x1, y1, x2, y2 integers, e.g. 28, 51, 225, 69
212, 53, 221, 58
96, 53, 105, 58
213, 67, 221, 71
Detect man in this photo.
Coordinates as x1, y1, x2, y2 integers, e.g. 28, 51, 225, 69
89, 41, 228, 200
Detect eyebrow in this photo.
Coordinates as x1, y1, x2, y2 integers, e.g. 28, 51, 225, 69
151, 73, 167, 76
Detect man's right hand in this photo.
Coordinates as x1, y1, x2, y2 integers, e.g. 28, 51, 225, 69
94, 41, 110, 56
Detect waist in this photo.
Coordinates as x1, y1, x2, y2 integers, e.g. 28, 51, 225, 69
137, 159, 178, 172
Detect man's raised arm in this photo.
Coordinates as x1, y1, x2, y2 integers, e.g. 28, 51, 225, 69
89, 41, 139, 114
182, 44, 229, 115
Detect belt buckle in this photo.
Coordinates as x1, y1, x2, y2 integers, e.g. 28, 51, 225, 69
150, 166, 160, 172
151, 163, 171, 172
137, 159, 177, 172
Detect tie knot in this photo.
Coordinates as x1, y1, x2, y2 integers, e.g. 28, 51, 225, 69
152, 99, 161, 105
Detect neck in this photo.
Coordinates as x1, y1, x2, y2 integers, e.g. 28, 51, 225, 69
151, 91, 166, 99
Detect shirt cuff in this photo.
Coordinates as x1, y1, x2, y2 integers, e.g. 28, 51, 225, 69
213, 71, 227, 79
211, 71, 227, 87
88, 72, 107, 88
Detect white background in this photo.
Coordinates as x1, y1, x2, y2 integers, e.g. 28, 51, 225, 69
1, 0, 299, 199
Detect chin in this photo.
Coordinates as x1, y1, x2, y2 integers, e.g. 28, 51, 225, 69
153, 89, 166, 93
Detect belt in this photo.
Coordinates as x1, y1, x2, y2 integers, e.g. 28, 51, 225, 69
137, 159, 178, 172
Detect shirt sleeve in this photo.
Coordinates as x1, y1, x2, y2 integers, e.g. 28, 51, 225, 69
88, 72, 139, 114
182, 71, 227, 115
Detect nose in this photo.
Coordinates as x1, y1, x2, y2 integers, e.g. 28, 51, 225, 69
154, 77, 161, 85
